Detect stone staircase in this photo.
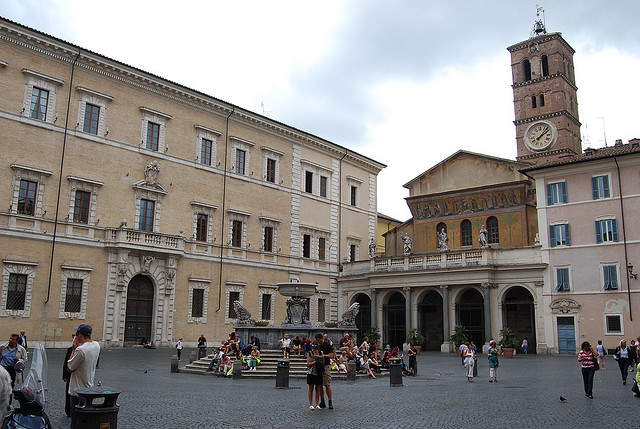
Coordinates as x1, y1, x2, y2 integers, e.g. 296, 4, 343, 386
180, 349, 388, 379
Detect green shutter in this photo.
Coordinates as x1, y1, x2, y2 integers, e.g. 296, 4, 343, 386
595, 220, 602, 243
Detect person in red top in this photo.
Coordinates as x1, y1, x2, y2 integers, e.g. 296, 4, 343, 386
578, 341, 597, 398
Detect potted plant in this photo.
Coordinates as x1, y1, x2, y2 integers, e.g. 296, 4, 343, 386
407, 328, 426, 355
499, 327, 518, 358
448, 325, 468, 356
363, 326, 380, 345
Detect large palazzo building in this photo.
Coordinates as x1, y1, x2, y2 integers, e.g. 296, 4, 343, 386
0, 18, 384, 347
339, 20, 640, 354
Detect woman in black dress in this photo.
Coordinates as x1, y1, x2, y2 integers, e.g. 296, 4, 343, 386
306, 342, 324, 409
408, 344, 417, 376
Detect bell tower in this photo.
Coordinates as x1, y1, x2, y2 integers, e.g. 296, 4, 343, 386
507, 10, 582, 164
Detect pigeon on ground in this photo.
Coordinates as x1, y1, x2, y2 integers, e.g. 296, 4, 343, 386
559, 396, 566, 402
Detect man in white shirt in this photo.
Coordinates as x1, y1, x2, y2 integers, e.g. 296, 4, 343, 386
67, 324, 100, 429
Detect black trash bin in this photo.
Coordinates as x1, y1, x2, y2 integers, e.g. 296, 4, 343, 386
276, 359, 290, 388
389, 358, 403, 387
75, 386, 120, 429
198, 347, 207, 359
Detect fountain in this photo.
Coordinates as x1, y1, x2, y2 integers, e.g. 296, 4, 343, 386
233, 281, 359, 349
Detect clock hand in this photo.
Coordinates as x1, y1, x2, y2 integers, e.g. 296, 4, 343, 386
536, 127, 549, 141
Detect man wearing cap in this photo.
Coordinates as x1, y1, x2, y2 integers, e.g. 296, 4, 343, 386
0, 332, 28, 389
67, 324, 100, 429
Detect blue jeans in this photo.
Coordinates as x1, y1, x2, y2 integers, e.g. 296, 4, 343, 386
581, 367, 595, 396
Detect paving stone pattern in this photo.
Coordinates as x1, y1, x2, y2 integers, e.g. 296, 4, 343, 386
39, 348, 636, 428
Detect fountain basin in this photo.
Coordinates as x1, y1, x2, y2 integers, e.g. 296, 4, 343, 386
277, 282, 317, 297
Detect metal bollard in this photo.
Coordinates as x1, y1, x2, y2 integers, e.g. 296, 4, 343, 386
170, 355, 179, 373
198, 347, 207, 359
189, 351, 197, 363
232, 360, 243, 380
276, 359, 290, 388
389, 358, 403, 387
346, 361, 357, 381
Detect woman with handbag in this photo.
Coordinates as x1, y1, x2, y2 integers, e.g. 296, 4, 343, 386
614, 339, 633, 385
306, 342, 324, 410
578, 341, 597, 399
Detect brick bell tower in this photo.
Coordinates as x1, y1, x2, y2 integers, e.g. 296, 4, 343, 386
507, 10, 582, 164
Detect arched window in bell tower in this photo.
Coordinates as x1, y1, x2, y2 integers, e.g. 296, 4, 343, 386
531, 96, 537, 108
541, 55, 549, 77
539, 94, 545, 107
523, 59, 532, 81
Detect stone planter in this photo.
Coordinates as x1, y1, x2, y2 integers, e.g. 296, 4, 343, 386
502, 347, 515, 358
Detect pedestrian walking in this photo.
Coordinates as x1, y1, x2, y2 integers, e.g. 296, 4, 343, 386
596, 340, 606, 370
487, 340, 500, 382
521, 337, 528, 354
463, 341, 475, 382
176, 338, 183, 361
578, 341, 597, 398
614, 339, 633, 385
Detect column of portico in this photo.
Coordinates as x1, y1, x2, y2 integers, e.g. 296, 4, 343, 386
440, 285, 450, 353
403, 287, 412, 335
482, 282, 497, 352
370, 288, 377, 329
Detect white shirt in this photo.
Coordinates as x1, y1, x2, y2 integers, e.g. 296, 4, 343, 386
176, 341, 183, 350
68, 341, 100, 397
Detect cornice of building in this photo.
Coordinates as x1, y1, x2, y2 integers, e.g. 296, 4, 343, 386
507, 31, 575, 55
0, 17, 386, 174
511, 71, 577, 92
513, 110, 581, 127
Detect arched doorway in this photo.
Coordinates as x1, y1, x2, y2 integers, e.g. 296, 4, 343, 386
383, 292, 406, 349
456, 289, 485, 345
503, 286, 536, 353
125, 274, 154, 343
418, 291, 443, 351
353, 293, 371, 343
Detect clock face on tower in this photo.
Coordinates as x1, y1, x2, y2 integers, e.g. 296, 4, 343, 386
524, 120, 558, 151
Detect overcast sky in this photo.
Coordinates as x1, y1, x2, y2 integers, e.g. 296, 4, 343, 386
3, 1, 639, 221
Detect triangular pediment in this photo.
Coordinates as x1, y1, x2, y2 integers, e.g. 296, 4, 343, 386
133, 179, 168, 194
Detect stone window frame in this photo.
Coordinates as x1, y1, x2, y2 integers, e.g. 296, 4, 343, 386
261, 146, 283, 184
601, 262, 620, 291
314, 290, 330, 327
225, 281, 246, 324
139, 106, 171, 153
347, 176, 363, 207
191, 201, 217, 243
58, 264, 92, 319
227, 209, 251, 248
230, 136, 255, 177
10, 164, 53, 217
1, 258, 38, 318
554, 265, 571, 292
346, 235, 361, 262
195, 125, 222, 166
66, 176, 104, 226
22, 69, 64, 123
188, 277, 211, 324
258, 284, 276, 323
133, 187, 166, 233
604, 313, 623, 336
76, 87, 113, 137
300, 159, 332, 197
259, 216, 281, 253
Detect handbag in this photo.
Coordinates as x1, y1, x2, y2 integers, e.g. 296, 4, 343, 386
593, 357, 600, 371
631, 382, 640, 394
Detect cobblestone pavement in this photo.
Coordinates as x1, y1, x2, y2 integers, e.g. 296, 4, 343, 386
32, 347, 637, 428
